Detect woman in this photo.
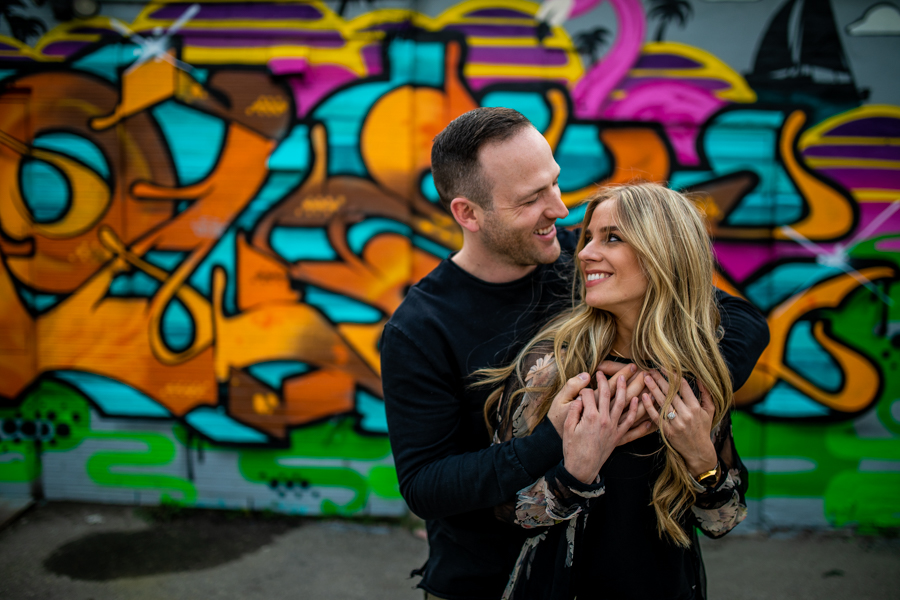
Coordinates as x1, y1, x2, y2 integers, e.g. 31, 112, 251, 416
478, 183, 748, 600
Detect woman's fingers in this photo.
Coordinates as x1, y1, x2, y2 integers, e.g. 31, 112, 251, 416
641, 393, 661, 425
644, 374, 667, 408
697, 379, 716, 418
649, 370, 670, 395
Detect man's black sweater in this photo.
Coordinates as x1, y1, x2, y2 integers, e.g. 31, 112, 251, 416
381, 230, 769, 600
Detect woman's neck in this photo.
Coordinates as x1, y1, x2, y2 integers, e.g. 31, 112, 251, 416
611, 328, 634, 360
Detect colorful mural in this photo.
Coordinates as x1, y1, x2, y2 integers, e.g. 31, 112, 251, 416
0, 0, 898, 528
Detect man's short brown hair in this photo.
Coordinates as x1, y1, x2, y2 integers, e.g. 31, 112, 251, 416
430, 107, 533, 212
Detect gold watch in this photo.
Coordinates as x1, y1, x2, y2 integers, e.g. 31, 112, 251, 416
696, 462, 721, 488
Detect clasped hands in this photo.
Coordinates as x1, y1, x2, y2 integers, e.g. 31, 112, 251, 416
548, 362, 717, 484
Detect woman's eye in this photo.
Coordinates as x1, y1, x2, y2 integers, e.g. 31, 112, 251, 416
608, 234, 621, 243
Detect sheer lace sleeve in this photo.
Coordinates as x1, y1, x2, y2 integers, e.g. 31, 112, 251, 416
491, 345, 605, 529
689, 410, 749, 537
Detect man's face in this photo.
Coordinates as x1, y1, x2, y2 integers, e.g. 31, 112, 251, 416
477, 127, 568, 270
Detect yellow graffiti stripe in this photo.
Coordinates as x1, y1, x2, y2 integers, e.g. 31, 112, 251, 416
805, 158, 900, 170
625, 42, 757, 103
0, 35, 51, 61
134, 0, 350, 33
465, 62, 580, 80
183, 42, 370, 73
799, 104, 900, 149
801, 137, 900, 146
854, 190, 900, 202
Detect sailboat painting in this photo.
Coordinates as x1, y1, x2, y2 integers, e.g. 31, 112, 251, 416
747, 0, 868, 120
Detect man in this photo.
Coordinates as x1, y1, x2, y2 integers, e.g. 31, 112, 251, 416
381, 107, 768, 600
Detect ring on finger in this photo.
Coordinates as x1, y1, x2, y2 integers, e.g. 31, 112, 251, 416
666, 411, 677, 420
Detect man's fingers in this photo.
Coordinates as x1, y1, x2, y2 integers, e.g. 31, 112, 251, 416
608, 375, 629, 422
565, 398, 584, 432
616, 397, 639, 434
579, 388, 599, 415
560, 373, 591, 403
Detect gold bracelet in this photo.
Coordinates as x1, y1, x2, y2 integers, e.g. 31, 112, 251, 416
696, 463, 720, 487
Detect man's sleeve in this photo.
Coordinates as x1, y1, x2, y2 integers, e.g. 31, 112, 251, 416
716, 289, 770, 390
381, 323, 564, 521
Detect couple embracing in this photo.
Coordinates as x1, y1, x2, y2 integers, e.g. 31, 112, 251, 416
381, 108, 769, 600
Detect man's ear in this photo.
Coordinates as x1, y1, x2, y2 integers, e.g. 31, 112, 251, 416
450, 197, 482, 233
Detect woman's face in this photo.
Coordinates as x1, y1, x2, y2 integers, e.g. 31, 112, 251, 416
578, 200, 649, 319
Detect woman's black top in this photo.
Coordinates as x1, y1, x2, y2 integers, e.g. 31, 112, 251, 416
491, 348, 749, 600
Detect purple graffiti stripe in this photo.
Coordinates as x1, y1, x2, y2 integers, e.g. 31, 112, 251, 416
803, 144, 900, 162
362, 44, 382, 76
467, 76, 570, 91
42, 41, 90, 57
446, 24, 538, 37
633, 54, 702, 70
69, 26, 116, 35
818, 168, 900, 191
360, 22, 414, 33
0, 41, 20, 51
468, 46, 569, 66
464, 8, 533, 18
877, 238, 900, 252
827, 117, 900, 138
860, 203, 900, 239
619, 77, 729, 92
151, 3, 322, 21
712, 242, 777, 282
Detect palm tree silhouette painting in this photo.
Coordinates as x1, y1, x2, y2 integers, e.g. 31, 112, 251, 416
575, 27, 611, 66
647, 0, 693, 42
1, 0, 46, 43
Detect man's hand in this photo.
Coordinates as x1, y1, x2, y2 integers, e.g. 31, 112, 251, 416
547, 373, 591, 436
563, 373, 639, 484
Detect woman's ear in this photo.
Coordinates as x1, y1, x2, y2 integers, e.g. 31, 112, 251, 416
450, 197, 482, 233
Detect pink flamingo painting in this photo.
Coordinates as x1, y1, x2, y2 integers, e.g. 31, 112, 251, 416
541, 0, 732, 165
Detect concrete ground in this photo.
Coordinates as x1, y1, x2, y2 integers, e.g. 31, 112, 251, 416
0, 501, 897, 600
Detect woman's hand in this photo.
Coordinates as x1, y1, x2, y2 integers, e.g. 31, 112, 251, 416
563, 373, 639, 484
640, 372, 717, 477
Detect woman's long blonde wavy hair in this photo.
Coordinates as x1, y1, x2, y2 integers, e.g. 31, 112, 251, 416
477, 182, 733, 547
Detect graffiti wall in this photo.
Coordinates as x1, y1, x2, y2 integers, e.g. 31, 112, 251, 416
0, 0, 897, 528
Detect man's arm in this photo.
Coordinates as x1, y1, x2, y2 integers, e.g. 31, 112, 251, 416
382, 323, 575, 521
715, 290, 770, 390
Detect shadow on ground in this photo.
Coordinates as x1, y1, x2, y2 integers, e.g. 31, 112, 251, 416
43, 508, 299, 581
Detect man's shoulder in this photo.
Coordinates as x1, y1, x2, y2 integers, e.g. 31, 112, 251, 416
388, 259, 461, 332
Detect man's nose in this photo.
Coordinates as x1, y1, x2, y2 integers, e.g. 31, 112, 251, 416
546, 191, 568, 221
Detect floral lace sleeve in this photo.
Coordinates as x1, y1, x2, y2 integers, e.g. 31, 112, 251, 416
491, 344, 605, 529
689, 410, 749, 537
